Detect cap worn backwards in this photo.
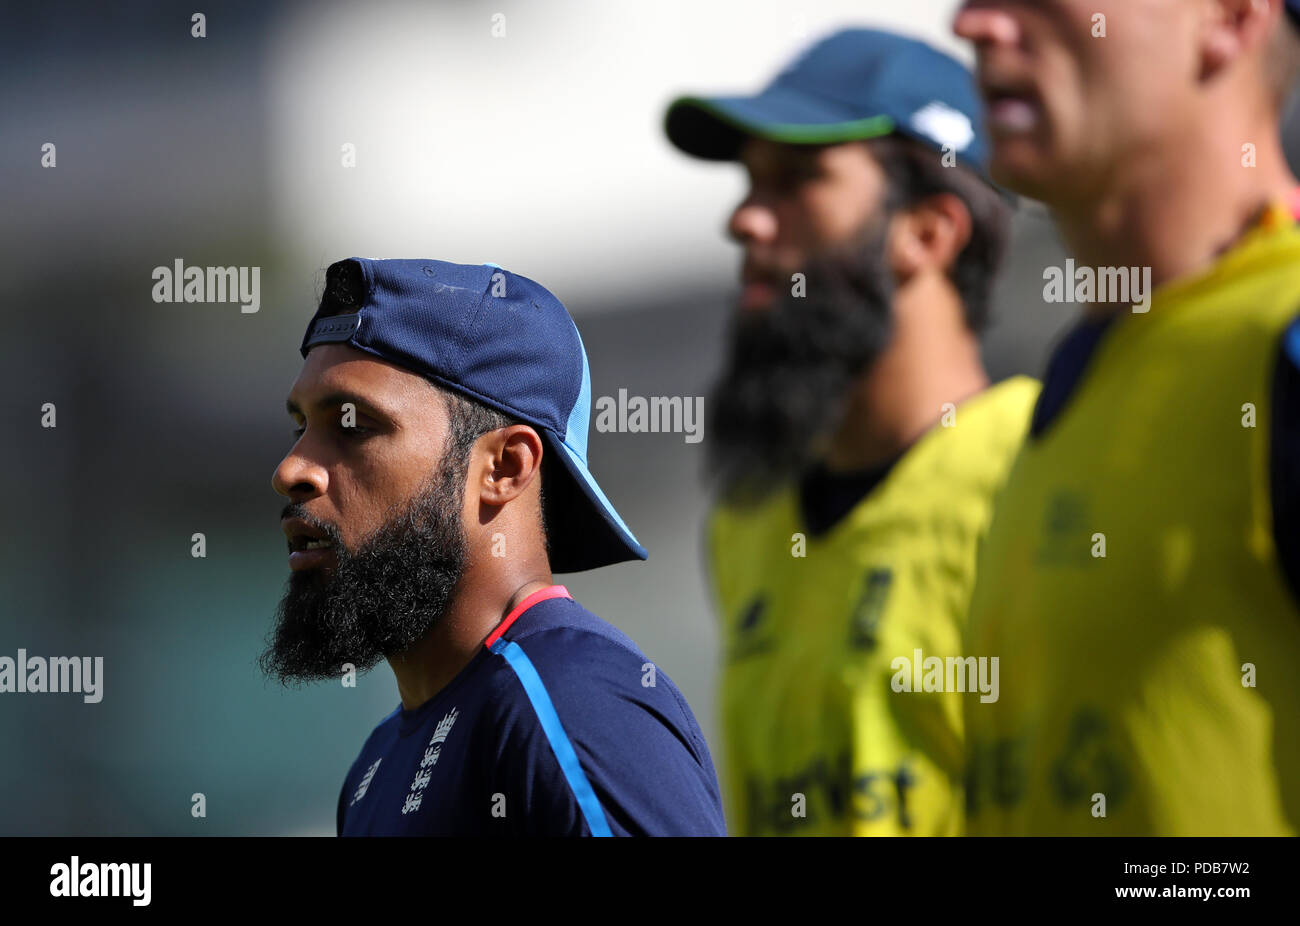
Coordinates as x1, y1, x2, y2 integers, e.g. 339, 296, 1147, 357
299, 258, 647, 573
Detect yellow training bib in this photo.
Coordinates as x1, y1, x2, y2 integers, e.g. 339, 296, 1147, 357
965, 209, 1300, 835
709, 377, 1039, 835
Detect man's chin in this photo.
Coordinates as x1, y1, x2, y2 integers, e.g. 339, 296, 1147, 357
262, 562, 455, 685
988, 143, 1062, 202
261, 577, 360, 683
261, 631, 385, 686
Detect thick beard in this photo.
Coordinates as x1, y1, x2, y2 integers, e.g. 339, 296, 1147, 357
259, 456, 469, 685
706, 222, 896, 504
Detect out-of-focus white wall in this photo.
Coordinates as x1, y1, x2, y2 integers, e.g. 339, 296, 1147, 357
268, 0, 965, 310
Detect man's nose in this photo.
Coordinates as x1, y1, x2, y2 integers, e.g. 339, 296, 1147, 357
728, 195, 779, 246
952, 3, 1022, 48
272, 443, 328, 500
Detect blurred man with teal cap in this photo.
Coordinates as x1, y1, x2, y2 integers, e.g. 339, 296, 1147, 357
666, 27, 1039, 835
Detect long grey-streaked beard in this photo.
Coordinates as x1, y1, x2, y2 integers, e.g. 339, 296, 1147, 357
706, 223, 896, 505
260, 457, 469, 685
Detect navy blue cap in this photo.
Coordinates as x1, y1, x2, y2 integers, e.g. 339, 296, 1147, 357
299, 258, 647, 573
665, 28, 988, 174
1289, 0, 1300, 27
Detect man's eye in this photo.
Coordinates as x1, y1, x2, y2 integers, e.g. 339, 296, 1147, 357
289, 423, 373, 441
751, 169, 814, 197
778, 165, 819, 187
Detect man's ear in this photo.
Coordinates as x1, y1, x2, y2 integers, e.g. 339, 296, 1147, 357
1200, 0, 1279, 78
886, 192, 972, 281
475, 424, 544, 507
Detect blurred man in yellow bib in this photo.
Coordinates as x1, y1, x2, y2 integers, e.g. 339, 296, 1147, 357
664, 28, 1038, 835
954, 0, 1300, 834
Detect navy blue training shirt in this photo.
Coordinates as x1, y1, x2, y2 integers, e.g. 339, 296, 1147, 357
336, 586, 726, 836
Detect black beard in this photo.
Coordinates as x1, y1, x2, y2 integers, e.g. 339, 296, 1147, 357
259, 458, 469, 685
707, 224, 896, 504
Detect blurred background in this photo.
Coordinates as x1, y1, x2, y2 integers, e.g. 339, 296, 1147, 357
1, 0, 1297, 835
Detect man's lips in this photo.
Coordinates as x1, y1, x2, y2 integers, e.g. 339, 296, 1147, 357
281, 516, 338, 571
979, 77, 1043, 136
986, 96, 1041, 134
740, 263, 787, 312
740, 280, 777, 311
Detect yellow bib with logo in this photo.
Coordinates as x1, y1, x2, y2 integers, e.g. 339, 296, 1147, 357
709, 376, 1039, 835
964, 207, 1300, 835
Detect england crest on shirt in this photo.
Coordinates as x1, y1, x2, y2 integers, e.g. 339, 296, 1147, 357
400, 707, 460, 815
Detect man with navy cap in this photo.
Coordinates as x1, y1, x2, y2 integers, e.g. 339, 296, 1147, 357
260, 258, 725, 836
666, 29, 1038, 835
